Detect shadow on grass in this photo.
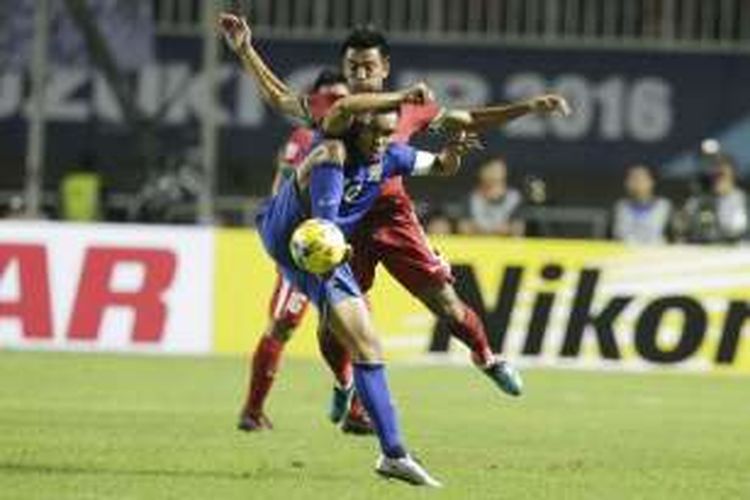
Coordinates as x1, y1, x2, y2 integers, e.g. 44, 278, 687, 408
0, 461, 347, 482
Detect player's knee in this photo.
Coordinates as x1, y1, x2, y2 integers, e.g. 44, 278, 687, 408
351, 337, 382, 362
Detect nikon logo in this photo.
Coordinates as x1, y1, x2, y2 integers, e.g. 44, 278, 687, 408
430, 264, 748, 365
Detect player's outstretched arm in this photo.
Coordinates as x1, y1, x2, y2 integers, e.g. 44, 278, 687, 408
438, 94, 571, 133
322, 83, 432, 137
218, 12, 307, 121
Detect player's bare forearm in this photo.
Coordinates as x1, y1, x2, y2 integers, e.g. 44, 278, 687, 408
438, 94, 571, 132
237, 46, 304, 115
220, 12, 307, 121
321, 91, 407, 136
322, 82, 433, 136
467, 102, 536, 130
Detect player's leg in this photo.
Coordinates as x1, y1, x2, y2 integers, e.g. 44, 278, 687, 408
325, 293, 441, 487
415, 283, 522, 396
374, 200, 522, 396
317, 321, 374, 434
257, 168, 439, 486
317, 226, 382, 432
298, 139, 373, 431
238, 273, 308, 431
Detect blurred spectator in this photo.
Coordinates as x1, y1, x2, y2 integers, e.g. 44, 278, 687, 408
520, 174, 552, 237
677, 154, 748, 244
612, 165, 672, 244
458, 158, 524, 236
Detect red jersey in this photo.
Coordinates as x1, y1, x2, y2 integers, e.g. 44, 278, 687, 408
306, 92, 441, 200
280, 127, 316, 168
306, 92, 441, 144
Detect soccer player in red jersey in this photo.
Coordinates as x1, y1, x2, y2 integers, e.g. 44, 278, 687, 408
220, 14, 569, 424
239, 69, 374, 433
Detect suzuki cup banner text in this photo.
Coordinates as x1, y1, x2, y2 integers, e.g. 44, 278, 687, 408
0, 222, 213, 353
2, 223, 749, 372
1, 38, 750, 191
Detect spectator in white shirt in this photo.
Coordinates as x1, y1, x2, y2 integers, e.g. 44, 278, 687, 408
612, 164, 672, 244
458, 158, 524, 236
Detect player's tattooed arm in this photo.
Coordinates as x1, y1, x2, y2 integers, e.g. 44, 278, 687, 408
322, 83, 432, 137
435, 94, 571, 133
218, 12, 308, 121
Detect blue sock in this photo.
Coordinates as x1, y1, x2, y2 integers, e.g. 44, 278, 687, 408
309, 162, 343, 221
353, 363, 407, 459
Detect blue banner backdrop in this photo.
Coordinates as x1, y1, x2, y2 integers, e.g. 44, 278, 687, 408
1, 36, 749, 201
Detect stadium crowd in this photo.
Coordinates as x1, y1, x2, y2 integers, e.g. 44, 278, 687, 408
421, 147, 749, 245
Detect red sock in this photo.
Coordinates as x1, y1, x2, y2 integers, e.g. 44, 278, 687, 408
243, 335, 284, 417
448, 306, 494, 367
318, 328, 352, 387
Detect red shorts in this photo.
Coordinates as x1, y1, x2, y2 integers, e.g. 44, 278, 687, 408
350, 193, 453, 296
268, 271, 310, 326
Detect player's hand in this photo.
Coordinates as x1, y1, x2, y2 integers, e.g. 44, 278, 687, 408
401, 82, 435, 105
438, 109, 474, 131
447, 130, 484, 156
218, 12, 252, 52
530, 94, 571, 117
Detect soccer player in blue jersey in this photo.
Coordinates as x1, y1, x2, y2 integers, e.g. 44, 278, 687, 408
256, 87, 480, 486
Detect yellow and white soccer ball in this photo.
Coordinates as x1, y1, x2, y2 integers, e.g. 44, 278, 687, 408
289, 218, 349, 275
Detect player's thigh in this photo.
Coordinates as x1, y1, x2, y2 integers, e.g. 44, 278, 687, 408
375, 203, 453, 296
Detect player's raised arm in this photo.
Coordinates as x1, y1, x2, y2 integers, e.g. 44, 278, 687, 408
321, 82, 432, 136
437, 94, 571, 133
218, 12, 308, 121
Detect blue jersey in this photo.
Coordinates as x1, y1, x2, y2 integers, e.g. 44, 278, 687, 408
256, 142, 419, 308
336, 142, 417, 235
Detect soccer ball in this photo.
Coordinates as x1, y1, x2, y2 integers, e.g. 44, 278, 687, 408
289, 218, 349, 275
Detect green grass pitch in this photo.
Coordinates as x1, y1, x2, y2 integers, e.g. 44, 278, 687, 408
0, 351, 748, 499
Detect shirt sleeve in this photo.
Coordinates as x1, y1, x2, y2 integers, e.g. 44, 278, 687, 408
280, 128, 315, 167
386, 143, 419, 177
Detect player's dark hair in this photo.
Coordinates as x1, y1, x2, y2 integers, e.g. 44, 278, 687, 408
312, 68, 347, 93
340, 25, 391, 58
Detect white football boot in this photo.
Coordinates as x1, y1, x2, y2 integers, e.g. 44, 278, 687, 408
375, 454, 443, 487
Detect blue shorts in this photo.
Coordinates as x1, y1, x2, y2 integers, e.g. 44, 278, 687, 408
256, 179, 362, 309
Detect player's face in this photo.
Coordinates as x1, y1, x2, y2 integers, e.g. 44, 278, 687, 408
342, 48, 390, 93
356, 112, 398, 158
